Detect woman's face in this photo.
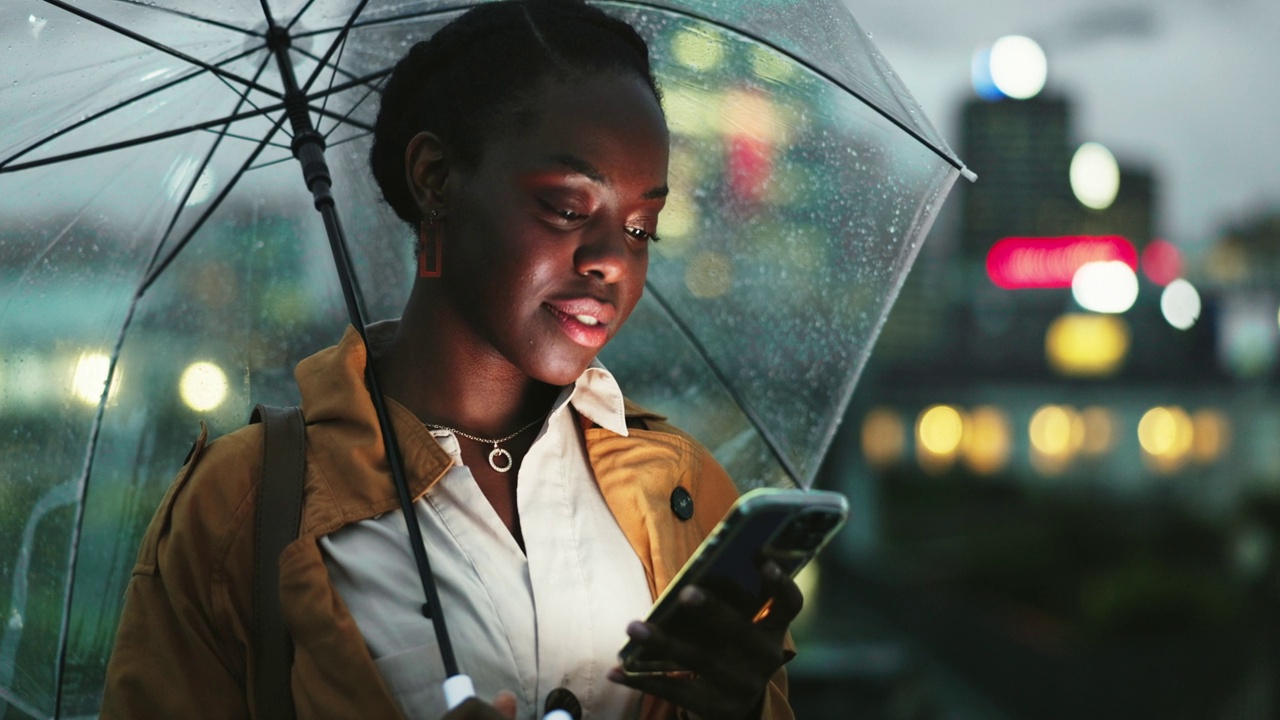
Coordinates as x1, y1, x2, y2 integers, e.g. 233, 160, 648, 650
436, 73, 669, 386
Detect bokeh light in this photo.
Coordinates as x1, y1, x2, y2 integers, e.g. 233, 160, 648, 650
671, 27, 726, 71
1080, 407, 1116, 456
1070, 142, 1120, 210
917, 405, 965, 472
1160, 279, 1201, 330
179, 361, 229, 412
987, 235, 1137, 289
1029, 405, 1085, 475
684, 251, 733, 298
962, 406, 1011, 475
989, 35, 1047, 100
1138, 406, 1194, 472
918, 405, 965, 456
1072, 260, 1139, 314
861, 407, 905, 468
1045, 313, 1130, 377
71, 352, 112, 406
970, 47, 1001, 101
1191, 409, 1231, 464
1029, 405, 1080, 458
1141, 239, 1183, 286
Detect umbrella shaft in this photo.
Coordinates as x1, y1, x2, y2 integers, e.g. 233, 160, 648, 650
265, 21, 464, 679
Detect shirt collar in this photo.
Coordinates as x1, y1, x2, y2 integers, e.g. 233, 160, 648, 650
551, 359, 629, 437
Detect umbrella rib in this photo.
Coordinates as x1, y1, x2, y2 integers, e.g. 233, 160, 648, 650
312, 28, 351, 135
104, 0, 262, 37
38, 0, 282, 99
286, 0, 322, 31
138, 114, 290, 295
0, 104, 289, 174
291, 3, 476, 39
257, 0, 278, 29
641, 282, 805, 487
299, 0, 373, 94
318, 74, 385, 141
154, 53, 279, 258
200, 126, 293, 149
606, 0, 967, 176
292, 45, 369, 87
0, 43, 268, 171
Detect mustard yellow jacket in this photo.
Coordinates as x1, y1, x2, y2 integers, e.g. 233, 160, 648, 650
102, 326, 792, 719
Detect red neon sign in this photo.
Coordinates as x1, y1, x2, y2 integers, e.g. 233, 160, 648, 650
987, 235, 1138, 289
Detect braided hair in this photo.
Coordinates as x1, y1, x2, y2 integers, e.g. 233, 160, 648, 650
369, 0, 662, 226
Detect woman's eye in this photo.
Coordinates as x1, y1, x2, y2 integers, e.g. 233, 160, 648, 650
539, 199, 586, 223
626, 226, 660, 243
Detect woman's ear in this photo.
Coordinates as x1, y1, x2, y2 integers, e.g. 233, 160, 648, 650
404, 131, 449, 217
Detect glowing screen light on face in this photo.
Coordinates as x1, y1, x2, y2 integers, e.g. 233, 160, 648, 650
1072, 260, 1139, 314
987, 235, 1137, 289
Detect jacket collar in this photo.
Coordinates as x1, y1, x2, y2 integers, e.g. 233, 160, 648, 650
292, 323, 665, 536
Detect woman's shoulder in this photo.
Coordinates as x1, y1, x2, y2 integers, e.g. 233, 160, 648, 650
132, 421, 266, 576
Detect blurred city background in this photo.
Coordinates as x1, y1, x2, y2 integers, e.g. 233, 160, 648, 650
1, 1, 1278, 718
792, 1, 1280, 718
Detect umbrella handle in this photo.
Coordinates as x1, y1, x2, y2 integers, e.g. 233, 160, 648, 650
443, 674, 476, 709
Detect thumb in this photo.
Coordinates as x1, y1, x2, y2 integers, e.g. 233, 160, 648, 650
491, 690, 518, 720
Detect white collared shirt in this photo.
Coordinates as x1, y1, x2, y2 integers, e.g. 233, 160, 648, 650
320, 362, 650, 720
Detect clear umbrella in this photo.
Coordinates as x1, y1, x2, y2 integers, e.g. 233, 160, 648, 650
0, 0, 970, 716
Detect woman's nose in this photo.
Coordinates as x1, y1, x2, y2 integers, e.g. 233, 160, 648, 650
573, 226, 630, 283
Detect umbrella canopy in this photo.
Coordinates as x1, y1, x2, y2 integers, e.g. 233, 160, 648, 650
0, 0, 968, 715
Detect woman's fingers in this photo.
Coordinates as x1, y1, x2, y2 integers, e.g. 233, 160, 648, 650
607, 665, 762, 720
755, 561, 805, 631
491, 690, 517, 720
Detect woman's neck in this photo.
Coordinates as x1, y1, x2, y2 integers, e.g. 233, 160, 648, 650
374, 287, 562, 438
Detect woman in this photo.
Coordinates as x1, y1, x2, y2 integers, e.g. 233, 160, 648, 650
102, 1, 799, 718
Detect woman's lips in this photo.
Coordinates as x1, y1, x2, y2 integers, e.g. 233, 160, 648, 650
544, 299, 615, 348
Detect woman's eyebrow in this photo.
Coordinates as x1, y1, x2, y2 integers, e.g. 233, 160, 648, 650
547, 154, 668, 199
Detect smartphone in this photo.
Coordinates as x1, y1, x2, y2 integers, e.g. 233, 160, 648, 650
618, 488, 849, 675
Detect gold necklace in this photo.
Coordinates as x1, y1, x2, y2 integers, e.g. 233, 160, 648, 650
424, 415, 546, 473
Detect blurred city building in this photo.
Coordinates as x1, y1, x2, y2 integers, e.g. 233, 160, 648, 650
812, 36, 1280, 719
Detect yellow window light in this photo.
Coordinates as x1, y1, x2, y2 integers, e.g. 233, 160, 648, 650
1080, 406, 1116, 456
1138, 406, 1194, 473
962, 405, 1011, 475
1191, 409, 1231, 464
861, 407, 905, 468
1045, 313, 1130, 377
917, 405, 965, 456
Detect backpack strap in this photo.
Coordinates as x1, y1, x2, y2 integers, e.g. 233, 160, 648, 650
250, 404, 306, 720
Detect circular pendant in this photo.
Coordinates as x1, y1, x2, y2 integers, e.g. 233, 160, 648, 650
488, 446, 514, 473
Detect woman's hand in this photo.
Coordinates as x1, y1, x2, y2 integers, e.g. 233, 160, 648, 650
442, 690, 518, 720
607, 562, 802, 720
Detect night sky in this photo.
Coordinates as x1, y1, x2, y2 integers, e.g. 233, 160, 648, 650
852, 0, 1280, 253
